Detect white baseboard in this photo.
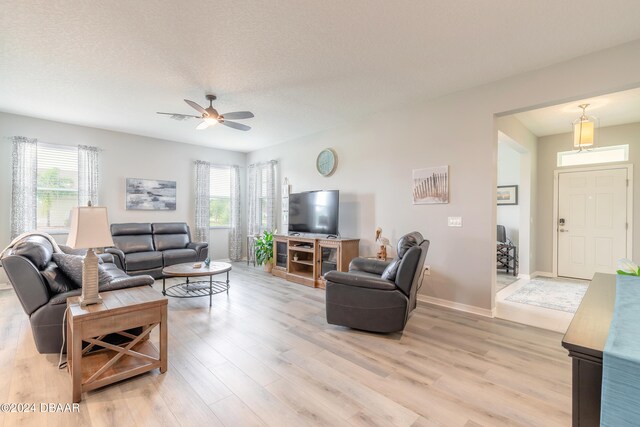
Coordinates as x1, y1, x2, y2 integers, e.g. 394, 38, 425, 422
517, 273, 531, 280
0, 282, 12, 291
417, 294, 494, 318
532, 271, 555, 278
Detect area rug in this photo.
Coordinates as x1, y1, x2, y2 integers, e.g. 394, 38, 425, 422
505, 278, 588, 313
496, 273, 519, 292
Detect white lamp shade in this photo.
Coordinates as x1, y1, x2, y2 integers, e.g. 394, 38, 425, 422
574, 120, 595, 148
66, 206, 115, 249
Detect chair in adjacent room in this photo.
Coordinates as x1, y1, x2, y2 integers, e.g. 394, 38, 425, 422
324, 231, 429, 333
496, 224, 518, 276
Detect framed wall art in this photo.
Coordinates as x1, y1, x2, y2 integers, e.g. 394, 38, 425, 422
126, 178, 177, 210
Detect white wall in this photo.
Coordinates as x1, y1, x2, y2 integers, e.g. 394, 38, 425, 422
248, 40, 640, 312
496, 116, 539, 275
497, 142, 521, 247
536, 121, 640, 273
0, 113, 247, 282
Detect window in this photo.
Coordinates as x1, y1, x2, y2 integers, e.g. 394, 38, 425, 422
210, 167, 231, 227
36, 143, 78, 231
557, 145, 629, 167
259, 167, 268, 229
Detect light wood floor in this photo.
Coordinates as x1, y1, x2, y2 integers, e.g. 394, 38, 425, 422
0, 263, 571, 426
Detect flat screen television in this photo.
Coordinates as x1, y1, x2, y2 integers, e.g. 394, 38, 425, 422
288, 190, 339, 236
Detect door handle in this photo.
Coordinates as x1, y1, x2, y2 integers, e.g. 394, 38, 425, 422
559, 229, 569, 232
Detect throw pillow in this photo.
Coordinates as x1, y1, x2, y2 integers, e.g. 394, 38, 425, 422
381, 258, 400, 282
51, 253, 112, 288
41, 263, 78, 294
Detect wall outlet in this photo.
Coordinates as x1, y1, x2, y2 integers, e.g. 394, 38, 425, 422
448, 216, 462, 227
424, 265, 431, 276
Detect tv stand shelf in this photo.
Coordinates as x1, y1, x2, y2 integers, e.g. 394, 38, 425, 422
272, 235, 360, 288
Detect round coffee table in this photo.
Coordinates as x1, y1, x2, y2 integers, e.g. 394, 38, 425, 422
162, 262, 231, 307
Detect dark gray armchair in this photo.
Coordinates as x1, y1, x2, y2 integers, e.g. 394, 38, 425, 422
324, 232, 429, 333
1, 235, 154, 354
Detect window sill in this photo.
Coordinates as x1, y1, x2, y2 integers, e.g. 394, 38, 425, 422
209, 226, 231, 230
37, 229, 69, 235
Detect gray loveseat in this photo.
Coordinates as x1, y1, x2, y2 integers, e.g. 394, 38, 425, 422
106, 222, 208, 279
1, 235, 155, 353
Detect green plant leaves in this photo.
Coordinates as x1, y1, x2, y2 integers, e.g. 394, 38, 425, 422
255, 230, 274, 266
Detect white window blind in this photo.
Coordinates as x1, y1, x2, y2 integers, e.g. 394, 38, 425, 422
36, 143, 79, 231
210, 166, 231, 227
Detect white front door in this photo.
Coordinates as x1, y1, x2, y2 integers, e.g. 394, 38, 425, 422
557, 168, 628, 280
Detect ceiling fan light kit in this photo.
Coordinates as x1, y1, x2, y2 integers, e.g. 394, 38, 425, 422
157, 94, 254, 131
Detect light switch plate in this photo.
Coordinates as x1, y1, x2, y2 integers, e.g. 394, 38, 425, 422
448, 216, 462, 227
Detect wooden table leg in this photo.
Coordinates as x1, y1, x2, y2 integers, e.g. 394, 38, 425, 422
71, 322, 82, 403
160, 306, 168, 374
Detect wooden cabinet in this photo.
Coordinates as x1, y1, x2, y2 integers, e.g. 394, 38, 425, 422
562, 273, 616, 427
271, 235, 360, 288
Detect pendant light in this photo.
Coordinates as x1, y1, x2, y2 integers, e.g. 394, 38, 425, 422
573, 103, 597, 151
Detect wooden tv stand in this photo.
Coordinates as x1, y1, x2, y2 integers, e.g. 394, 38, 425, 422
272, 235, 360, 288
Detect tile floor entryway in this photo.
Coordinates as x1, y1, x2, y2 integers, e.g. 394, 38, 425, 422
496, 275, 589, 333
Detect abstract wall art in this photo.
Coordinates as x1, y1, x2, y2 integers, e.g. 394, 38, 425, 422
125, 178, 177, 210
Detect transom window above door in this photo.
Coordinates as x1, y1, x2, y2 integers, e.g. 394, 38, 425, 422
557, 145, 628, 167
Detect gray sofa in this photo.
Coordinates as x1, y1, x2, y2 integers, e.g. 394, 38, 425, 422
106, 222, 208, 279
1, 235, 155, 354
324, 232, 430, 333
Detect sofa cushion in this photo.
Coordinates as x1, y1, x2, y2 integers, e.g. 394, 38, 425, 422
154, 234, 190, 251
51, 253, 112, 288
162, 248, 198, 266
152, 222, 189, 235
13, 237, 54, 270
41, 262, 78, 294
381, 259, 400, 282
111, 223, 152, 236
113, 234, 155, 254
125, 251, 163, 271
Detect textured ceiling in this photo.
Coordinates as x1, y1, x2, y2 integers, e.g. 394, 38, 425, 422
515, 87, 640, 137
1, 1, 640, 152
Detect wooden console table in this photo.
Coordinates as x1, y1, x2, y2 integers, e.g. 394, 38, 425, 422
272, 235, 359, 288
562, 273, 616, 427
66, 286, 168, 403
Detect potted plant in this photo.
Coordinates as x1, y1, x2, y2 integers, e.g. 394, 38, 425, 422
255, 230, 275, 273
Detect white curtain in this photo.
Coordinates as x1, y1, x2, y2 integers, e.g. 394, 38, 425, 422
248, 160, 278, 237
10, 136, 38, 238
228, 165, 242, 261
194, 160, 211, 245
78, 145, 100, 206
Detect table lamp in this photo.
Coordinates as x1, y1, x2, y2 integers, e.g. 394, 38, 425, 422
66, 203, 114, 307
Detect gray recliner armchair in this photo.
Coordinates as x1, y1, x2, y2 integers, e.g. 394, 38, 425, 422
1, 235, 154, 354
324, 232, 429, 333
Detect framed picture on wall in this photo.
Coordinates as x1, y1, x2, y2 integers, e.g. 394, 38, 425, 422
126, 178, 177, 210
497, 185, 518, 205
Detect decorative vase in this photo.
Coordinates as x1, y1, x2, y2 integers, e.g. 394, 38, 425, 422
264, 262, 274, 273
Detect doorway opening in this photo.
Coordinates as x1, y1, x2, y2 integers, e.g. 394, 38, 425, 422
494, 86, 640, 332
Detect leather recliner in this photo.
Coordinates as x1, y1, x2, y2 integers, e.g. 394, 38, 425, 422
324, 232, 430, 333
1, 235, 155, 353
106, 222, 208, 279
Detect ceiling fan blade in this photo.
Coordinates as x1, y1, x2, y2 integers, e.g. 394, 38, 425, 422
220, 111, 254, 120
221, 120, 251, 131
157, 112, 200, 121
196, 121, 211, 130
184, 99, 208, 116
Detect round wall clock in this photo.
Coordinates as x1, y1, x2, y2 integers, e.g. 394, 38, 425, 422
316, 148, 337, 177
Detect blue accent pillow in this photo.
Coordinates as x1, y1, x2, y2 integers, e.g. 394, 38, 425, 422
51, 253, 112, 288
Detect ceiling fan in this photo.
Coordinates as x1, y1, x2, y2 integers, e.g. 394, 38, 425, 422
157, 94, 254, 131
